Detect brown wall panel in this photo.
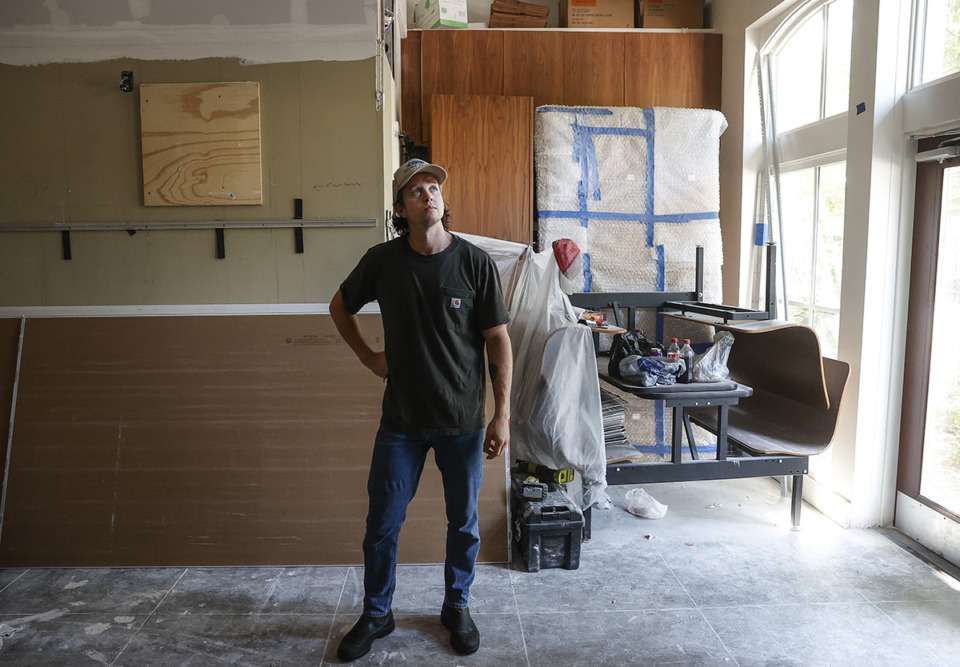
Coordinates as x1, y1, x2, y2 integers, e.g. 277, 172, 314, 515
401, 30, 423, 145
421, 30, 504, 143
0, 315, 508, 567
431, 95, 535, 244
503, 32, 565, 106
624, 33, 722, 110
562, 33, 624, 107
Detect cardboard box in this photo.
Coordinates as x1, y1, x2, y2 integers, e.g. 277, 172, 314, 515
414, 0, 468, 29
560, 0, 634, 28
637, 0, 704, 29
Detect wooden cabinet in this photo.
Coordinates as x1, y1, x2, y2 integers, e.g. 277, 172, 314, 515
402, 29, 723, 146
398, 29, 723, 244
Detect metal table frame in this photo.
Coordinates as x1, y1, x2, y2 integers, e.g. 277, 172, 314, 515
600, 373, 809, 527
569, 252, 812, 528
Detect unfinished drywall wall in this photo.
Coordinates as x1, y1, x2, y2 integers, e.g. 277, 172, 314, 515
0, 57, 387, 306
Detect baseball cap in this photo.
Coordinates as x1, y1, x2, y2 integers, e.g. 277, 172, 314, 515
392, 159, 448, 201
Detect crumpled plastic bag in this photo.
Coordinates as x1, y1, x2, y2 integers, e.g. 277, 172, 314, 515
693, 330, 735, 383
624, 488, 668, 519
619, 355, 684, 387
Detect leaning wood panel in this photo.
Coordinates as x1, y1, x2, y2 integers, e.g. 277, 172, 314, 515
421, 30, 504, 145
624, 33, 722, 110
562, 33, 625, 107
503, 32, 565, 106
400, 30, 424, 146
0, 319, 21, 493
140, 82, 263, 206
0, 316, 508, 567
431, 95, 534, 244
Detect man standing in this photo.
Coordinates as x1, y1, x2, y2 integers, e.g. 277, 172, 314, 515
330, 159, 512, 661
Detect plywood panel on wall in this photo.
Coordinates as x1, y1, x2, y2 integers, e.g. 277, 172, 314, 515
140, 82, 263, 206
0, 315, 508, 567
431, 95, 534, 244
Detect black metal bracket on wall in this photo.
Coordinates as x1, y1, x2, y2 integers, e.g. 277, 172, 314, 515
294, 198, 304, 254
215, 228, 225, 259
61, 231, 72, 260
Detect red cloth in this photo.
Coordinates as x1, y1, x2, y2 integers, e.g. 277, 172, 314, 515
552, 238, 580, 274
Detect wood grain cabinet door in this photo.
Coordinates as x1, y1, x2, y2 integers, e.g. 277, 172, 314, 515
430, 94, 534, 244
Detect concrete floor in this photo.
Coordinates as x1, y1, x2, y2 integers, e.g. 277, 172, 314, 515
1, 477, 959, 666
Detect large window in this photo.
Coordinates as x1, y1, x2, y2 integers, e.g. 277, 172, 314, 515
759, 0, 852, 358
779, 162, 845, 356
915, 0, 960, 85
774, 0, 853, 131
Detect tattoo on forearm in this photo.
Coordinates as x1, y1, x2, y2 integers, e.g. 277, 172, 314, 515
489, 363, 499, 381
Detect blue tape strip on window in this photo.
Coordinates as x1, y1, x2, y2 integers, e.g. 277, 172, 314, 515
754, 222, 769, 246
583, 252, 593, 292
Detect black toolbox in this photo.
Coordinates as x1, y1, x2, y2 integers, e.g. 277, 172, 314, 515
511, 474, 583, 572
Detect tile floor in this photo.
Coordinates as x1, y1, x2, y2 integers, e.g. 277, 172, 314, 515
1, 477, 959, 666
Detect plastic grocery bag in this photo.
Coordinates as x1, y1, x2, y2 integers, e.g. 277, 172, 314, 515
607, 330, 659, 378
619, 355, 684, 387
693, 330, 735, 383
624, 488, 668, 519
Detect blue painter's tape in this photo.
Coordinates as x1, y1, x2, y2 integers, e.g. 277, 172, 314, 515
538, 210, 719, 223
656, 244, 665, 292
581, 126, 651, 137
537, 106, 614, 115
754, 222, 769, 246
655, 400, 665, 456
583, 252, 593, 292
643, 108, 656, 216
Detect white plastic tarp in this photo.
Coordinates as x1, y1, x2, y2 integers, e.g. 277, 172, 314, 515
456, 233, 606, 509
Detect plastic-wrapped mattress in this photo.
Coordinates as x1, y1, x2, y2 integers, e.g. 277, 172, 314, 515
535, 105, 726, 299
535, 106, 728, 458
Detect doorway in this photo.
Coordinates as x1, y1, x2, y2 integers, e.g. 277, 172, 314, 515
896, 136, 960, 564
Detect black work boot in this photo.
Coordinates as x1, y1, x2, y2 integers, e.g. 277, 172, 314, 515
337, 611, 395, 662
440, 604, 480, 655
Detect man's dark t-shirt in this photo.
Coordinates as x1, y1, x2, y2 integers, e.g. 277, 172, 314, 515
339, 235, 509, 435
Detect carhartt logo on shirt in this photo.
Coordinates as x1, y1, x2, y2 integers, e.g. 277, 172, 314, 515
450, 297, 461, 309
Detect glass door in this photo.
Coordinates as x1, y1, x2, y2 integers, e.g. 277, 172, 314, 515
918, 164, 960, 517
897, 140, 960, 562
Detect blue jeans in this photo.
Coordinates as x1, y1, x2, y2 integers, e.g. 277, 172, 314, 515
362, 426, 484, 617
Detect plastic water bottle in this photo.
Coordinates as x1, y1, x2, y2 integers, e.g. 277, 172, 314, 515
666, 338, 681, 359
680, 339, 695, 383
